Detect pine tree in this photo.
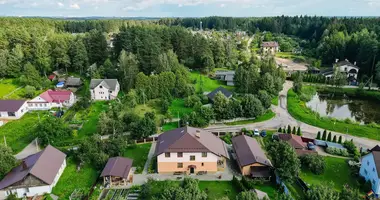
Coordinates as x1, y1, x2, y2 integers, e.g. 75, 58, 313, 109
287, 125, 291, 134
278, 127, 282, 132
327, 132, 332, 142
322, 130, 327, 140
316, 131, 321, 139
338, 136, 343, 143
332, 135, 337, 143
297, 127, 301, 136
283, 127, 286, 133
292, 127, 296, 134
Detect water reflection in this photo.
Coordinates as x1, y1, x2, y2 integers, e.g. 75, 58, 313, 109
306, 93, 380, 124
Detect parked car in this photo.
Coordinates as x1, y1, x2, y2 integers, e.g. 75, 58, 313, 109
253, 129, 260, 136
260, 130, 267, 137
307, 142, 316, 150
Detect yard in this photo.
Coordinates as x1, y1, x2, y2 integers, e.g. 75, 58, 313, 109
77, 101, 109, 137
198, 181, 239, 200
0, 79, 25, 99
162, 122, 178, 131
52, 159, 99, 200
122, 143, 152, 174
299, 156, 357, 191
168, 98, 193, 118
190, 71, 233, 93
0, 111, 48, 153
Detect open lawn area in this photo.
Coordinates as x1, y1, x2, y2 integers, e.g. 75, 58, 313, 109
286, 182, 306, 200
300, 156, 357, 191
77, 101, 109, 137
0, 79, 25, 99
53, 159, 99, 199
122, 143, 152, 174
271, 96, 279, 106
224, 110, 275, 125
190, 71, 233, 93
169, 98, 193, 117
162, 122, 178, 131
275, 52, 308, 62
199, 181, 239, 200
0, 111, 47, 153
287, 89, 380, 141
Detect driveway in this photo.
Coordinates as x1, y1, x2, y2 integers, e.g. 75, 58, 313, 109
14, 139, 40, 160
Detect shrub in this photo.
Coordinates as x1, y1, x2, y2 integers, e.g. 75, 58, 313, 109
233, 176, 246, 192
332, 135, 337, 143
184, 95, 201, 108
326, 147, 349, 157
292, 127, 296, 134
322, 130, 327, 140
316, 131, 321, 139
221, 134, 232, 144
300, 154, 325, 175
338, 135, 343, 143
278, 127, 282, 132
297, 127, 301, 136
287, 125, 291, 134
327, 132, 332, 142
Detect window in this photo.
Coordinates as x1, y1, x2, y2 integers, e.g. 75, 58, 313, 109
190, 155, 195, 161
201, 163, 204, 166
177, 152, 183, 158
344, 67, 347, 71
100, 86, 103, 89
365, 169, 368, 175
165, 152, 170, 158
177, 163, 183, 168
7, 112, 15, 117
202, 152, 207, 157
110, 91, 112, 93
373, 168, 376, 172
373, 179, 376, 185
368, 161, 370, 166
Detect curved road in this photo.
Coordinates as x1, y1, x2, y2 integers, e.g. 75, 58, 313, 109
206, 81, 379, 149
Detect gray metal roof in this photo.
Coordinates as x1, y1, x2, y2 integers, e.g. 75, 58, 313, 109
90, 79, 118, 90
207, 86, 233, 101
232, 135, 272, 167
0, 100, 26, 112
100, 157, 133, 178
65, 77, 82, 86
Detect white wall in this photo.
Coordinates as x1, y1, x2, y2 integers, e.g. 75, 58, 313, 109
338, 64, 359, 79
91, 81, 119, 100
0, 101, 28, 120
360, 153, 380, 195
157, 152, 218, 163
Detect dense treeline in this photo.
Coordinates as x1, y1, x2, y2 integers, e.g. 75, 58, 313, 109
160, 16, 380, 77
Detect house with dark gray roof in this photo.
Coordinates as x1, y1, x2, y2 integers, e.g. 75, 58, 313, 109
90, 79, 120, 100
321, 59, 360, 85
207, 86, 233, 102
215, 70, 235, 86
232, 135, 272, 178
0, 145, 66, 198
155, 126, 229, 175
101, 157, 134, 188
0, 100, 28, 120
65, 77, 82, 88
360, 146, 380, 196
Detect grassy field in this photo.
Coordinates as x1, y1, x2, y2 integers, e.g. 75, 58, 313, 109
133, 104, 157, 118
224, 110, 275, 125
271, 96, 279, 106
77, 101, 109, 137
122, 143, 152, 174
162, 122, 178, 131
253, 183, 279, 200
0, 111, 48, 153
287, 89, 380, 141
286, 182, 306, 200
168, 98, 193, 117
0, 79, 25, 99
300, 156, 357, 191
275, 52, 307, 62
53, 159, 99, 199
199, 181, 239, 200
190, 71, 234, 92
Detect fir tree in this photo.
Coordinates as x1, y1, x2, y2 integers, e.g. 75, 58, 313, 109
297, 127, 301, 136
316, 131, 321, 139
338, 135, 343, 143
332, 135, 337, 143
287, 125, 291, 134
327, 132, 332, 142
278, 127, 282, 132
292, 127, 296, 134
322, 130, 327, 140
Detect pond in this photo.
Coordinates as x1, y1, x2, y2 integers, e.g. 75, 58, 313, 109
306, 93, 380, 124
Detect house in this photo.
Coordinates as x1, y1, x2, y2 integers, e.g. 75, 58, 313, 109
276, 133, 317, 156
261, 42, 279, 55
90, 79, 120, 100
360, 146, 380, 197
215, 70, 235, 86
207, 86, 233, 102
101, 157, 134, 188
0, 100, 28, 120
321, 59, 360, 85
48, 70, 64, 81
28, 90, 76, 110
154, 126, 230, 175
65, 77, 82, 88
232, 135, 272, 179
0, 145, 66, 199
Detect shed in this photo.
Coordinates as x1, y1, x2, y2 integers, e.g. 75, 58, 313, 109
100, 157, 134, 187
65, 77, 82, 87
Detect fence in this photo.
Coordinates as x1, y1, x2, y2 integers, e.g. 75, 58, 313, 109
275, 172, 293, 199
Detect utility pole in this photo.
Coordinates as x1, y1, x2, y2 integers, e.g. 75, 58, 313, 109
3, 135, 7, 147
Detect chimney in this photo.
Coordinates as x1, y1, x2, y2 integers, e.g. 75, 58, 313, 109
345, 58, 349, 62
335, 59, 339, 63
22, 161, 28, 170
195, 130, 201, 138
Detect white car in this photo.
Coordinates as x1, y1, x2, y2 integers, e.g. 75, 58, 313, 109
253, 129, 260, 136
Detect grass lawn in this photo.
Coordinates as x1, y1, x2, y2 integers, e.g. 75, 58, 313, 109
0, 111, 47, 153
285, 182, 306, 200
253, 183, 279, 200
168, 98, 193, 118
275, 52, 307, 62
271, 96, 279, 106
300, 156, 357, 191
53, 159, 99, 199
224, 110, 275, 125
133, 104, 157, 118
190, 71, 234, 93
0, 79, 25, 99
199, 181, 239, 200
162, 122, 178, 131
78, 101, 109, 137
287, 89, 380, 141
122, 143, 152, 174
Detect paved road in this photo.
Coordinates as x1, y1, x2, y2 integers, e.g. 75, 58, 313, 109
14, 139, 40, 160
206, 81, 379, 149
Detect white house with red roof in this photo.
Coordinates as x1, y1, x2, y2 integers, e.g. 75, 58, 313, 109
27, 90, 75, 110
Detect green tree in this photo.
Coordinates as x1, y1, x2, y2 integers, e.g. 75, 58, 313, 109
327, 132, 332, 142
213, 92, 229, 120
131, 112, 156, 139
212, 39, 226, 68
236, 191, 259, 200
20, 62, 42, 89
69, 37, 88, 75
316, 131, 321, 139
322, 130, 327, 140
333, 65, 347, 88
332, 135, 337, 143
278, 127, 282, 132
293, 71, 303, 94
6, 44, 24, 77
0, 145, 17, 179
287, 125, 291, 134
257, 90, 272, 109
24, 85, 36, 98
118, 50, 139, 91
338, 135, 343, 143
292, 127, 296, 135
0, 49, 8, 77
300, 154, 325, 175
306, 183, 340, 200
32, 37, 51, 76
35, 117, 72, 147
297, 127, 302, 136
85, 29, 108, 65
375, 62, 380, 87
234, 63, 260, 94
241, 94, 264, 118
340, 185, 362, 200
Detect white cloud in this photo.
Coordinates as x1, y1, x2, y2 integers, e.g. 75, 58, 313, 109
70, 3, 80, 9
57, 2, 64, 7
220, 3, 225, 7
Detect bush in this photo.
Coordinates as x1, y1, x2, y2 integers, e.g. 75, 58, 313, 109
233, 176, 247, 192
316, 131, 321, 139
326, 147, 349, 157
184, 95, 201, 108
300, 154, 325, 175
221, 134, 232, 144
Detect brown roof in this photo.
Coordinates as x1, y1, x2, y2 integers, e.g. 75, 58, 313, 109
100, 157, 133, 178
262, 41, 279, 47
371, 145, 380, 152
295, 149, 318, 156
0, 100, 26, 112
155, 127, 229, 159
0, 145, 66, 190
278, 134, 306, 149
232, 135, 272, 168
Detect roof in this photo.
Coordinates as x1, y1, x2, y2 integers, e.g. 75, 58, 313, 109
207, 86, 233, 101
371, 145, 380, 152
155, 126, 229, 159
277, 134, 306, 149
0, 100, 26, 112
100, 157, 133, 178
232, 135, 272, 167
48, 74, 56, 80
335, 60, 359, 69
39, 90, 72, 103
262, 41, 279, 47
65, 77, 82, 86
295, 149, 318, 156
215, 70, 235, 76
90, 79, 118, 90
0, 145, 66, 190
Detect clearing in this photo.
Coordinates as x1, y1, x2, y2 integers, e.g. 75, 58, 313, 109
275, 57, 308, 72
122, 143, 152, 174
168, 98, 193, 117
0, 79, 25, 99
190, 71, 233, 93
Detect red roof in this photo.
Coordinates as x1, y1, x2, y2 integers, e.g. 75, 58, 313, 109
278, 133, 306, 149
48, 74, 56, 80
40, 90, 72, 103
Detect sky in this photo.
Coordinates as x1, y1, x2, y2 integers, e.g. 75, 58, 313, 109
0, 0, 380, 17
